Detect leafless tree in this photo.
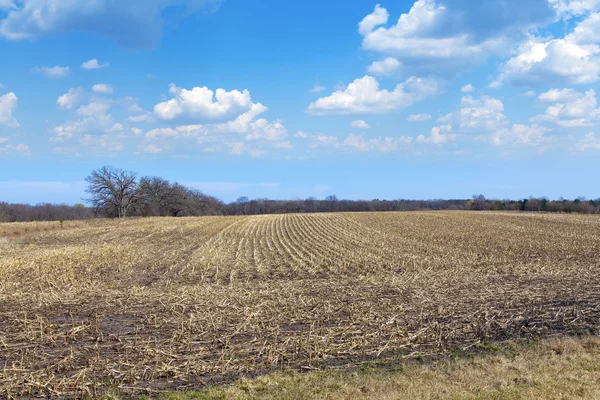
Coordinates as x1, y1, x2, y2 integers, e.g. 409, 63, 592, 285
85, 166, 138, 218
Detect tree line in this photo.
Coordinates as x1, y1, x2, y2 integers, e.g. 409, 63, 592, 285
0, 166, 598, 222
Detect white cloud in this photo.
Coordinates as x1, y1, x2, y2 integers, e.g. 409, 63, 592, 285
33, 65, 70, 78
274, 141, 293, 149
230, 142, 245, 155
57, 88, 84, 110
456, 95, 506, 130
106, 123, 123, 133
407, 113, 432, 122
154, 83, 253, 121
306, 75, 437, 115
0, 141, 31, 156
343, 133, 412, 152
52, 99, 114, 143
490, 124, 550, 146
351, 119, 371, 129
77, 102, 110, 117
366, 57, 402, 76
145, 127, 181, 139
417, 125, 456, 144
499, 12, 600, 85
312, 133, 412, 152
310, 84, 326, 93
15, 143, 31, 156
92, 84, 113, 94
0, 92, 19, 127
524, 90, 536, 96
213, 103, 268, 133
245, 119, 287, 141
128, 103, 143, 114
81, 59, 109, 70
550, 0, 600, 16
295, 130, 310, 138
127, 112, 154, 123
534, 88, 600, 126
78, 133, 125, 153
538, 88, 581, 102
131, 127, 143, 135
0, 0, 223, 49
139, 144, 163, 154
575, 132, 600, 151
461, 84, 475, 93
359, 1, 555, 77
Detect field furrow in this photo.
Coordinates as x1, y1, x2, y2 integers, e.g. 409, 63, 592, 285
2, 211, 600, 398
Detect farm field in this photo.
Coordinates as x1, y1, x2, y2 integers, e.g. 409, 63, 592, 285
1, 211, 600, 398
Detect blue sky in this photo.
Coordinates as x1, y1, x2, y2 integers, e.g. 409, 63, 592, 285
1, 0, 599, 204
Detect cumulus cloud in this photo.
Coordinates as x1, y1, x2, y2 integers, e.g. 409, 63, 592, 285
92, 84, 113, 94
549, 0, 600, 16
81, 59, 109, 70
0, 141, 31, 156
461, 84, 475, 93
538, 88, 582, 102
575, 132, 600, 151
407, 113, 432, 122
127, 112, 154, 123
53, 99, 114, 143
0, 92, 19, 127
359, 0, 555, 77
154, 84, 254, 121
77, 102, 110, 117
534, 88, 600, 126
0, 0, 223, 48
139, 144, 163, 154
306, 75, 437, 115
244, 119, 287, 141
57, 88, 84, 110
106, 123, 124, 133
490, 124, 550, 146
499, 12, 600, 85
366, 57, 402, 76
33, 65, 70, 78
351, 120, 371, 129
417, 125, 456, 144
456, 95, 506, 130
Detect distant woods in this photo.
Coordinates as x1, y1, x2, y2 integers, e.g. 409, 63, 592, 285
0, 166, 599, 222
83, 166, 223, 218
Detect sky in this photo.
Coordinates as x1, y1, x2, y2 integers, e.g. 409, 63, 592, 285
1, 0, 600, 204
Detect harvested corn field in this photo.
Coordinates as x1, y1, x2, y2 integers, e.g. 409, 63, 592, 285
1, 211, 600, 398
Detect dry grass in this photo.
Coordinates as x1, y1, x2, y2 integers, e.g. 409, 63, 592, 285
163, 335, 600, 400
1, 211, 599, 398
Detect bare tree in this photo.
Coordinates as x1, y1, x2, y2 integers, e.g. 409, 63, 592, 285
85, 166, 138, 218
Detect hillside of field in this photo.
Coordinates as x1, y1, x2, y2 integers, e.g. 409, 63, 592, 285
1, 211, 599, 398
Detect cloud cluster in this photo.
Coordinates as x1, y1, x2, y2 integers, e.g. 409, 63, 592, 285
0, 92, 19, 127
0, 0, 223, 48
359, 1, 555, 77
154, 84, 254, 121
81, 59, 109, 70
33, 65, 70, 78
499, 10, 600, 85
535, 88, 600, 126
306, 75, 437, 115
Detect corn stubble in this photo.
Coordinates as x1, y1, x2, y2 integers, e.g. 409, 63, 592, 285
0, 211, 599, 398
